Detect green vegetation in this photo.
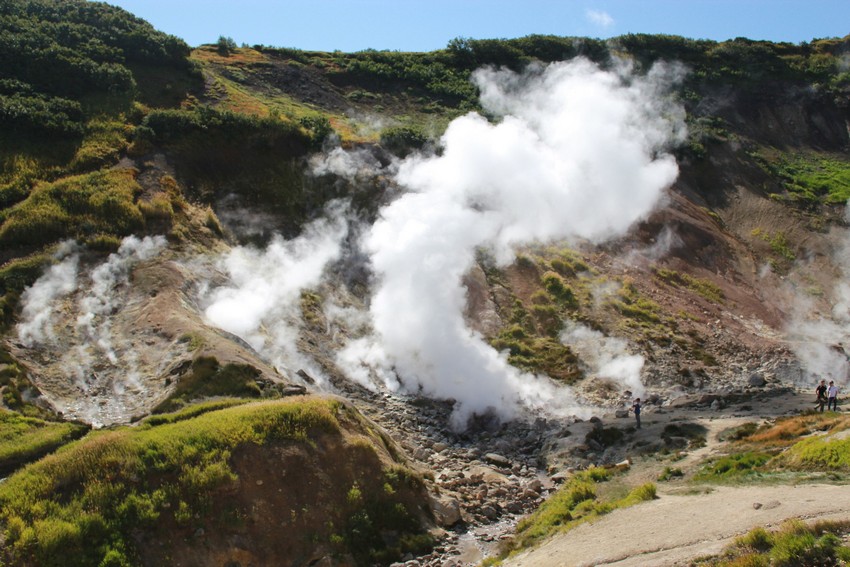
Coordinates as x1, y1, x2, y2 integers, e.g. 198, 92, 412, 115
654, 268, 725, 304
152, 357, 264, 413
380, 125, 430, 156
695, 451, 772, 481
768, 152, 850, 205
778, 431, 850, 471
490, 298, 580, 383
0, 410, 88, 476
608, 278, 664, 327
0, 353, 57, 418
140, 398, 249, 427
0, 253, 50, 331
0, 398, 432, 566
136, 106, 317, 217
694, 413, 850, 483
0, 0, 192, 139
693, 519, 850, 566
0, 168, 145, 248
496, 467, 656, 558
541, 271, 579, 309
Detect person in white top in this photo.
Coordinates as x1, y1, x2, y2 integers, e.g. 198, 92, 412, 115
827, 380, 839, 411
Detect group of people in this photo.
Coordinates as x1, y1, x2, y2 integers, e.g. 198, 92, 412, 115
815, 378, 841, 412
625, 378, 842, 430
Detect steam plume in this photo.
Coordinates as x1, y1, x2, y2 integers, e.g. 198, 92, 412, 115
346, 58, 685, 426
17, 241, 80, 347
202, 200, 350, 382
786, 203, 850, 384
560, 321, 645, 396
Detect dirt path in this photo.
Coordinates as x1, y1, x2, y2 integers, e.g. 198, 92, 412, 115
504, 483, 850, 567
502, 391, 850, 567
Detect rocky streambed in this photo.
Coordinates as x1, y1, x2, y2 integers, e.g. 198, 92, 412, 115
341, 379, 801, 566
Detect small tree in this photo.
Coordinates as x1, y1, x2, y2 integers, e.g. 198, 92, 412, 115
216, 36, 237, 56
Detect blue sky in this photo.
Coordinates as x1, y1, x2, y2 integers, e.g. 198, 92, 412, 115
103, 0, 848, 52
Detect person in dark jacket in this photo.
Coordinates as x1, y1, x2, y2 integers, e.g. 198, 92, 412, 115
816, 379, 827, 412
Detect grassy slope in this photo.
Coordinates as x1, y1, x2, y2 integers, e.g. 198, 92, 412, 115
0, 397, 432, 566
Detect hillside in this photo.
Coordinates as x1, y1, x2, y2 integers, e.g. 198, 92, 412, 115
1, 0, 850, 565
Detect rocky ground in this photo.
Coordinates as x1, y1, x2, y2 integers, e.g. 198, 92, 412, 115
336, 373, 812, 566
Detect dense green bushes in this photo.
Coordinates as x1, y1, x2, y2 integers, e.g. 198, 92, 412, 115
0, 0, 194, 143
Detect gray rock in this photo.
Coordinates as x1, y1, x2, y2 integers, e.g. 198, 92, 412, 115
506, 501, 524, 513
615, 409, 630, 418
484, 453, 511, 468
748, 373, 767, 387
550, 471, 570, 483
432, 442, 449, 453
280, 384, 307, 397
480, 505, 499, 520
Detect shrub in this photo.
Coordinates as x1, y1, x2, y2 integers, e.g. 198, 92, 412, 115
380, 125, 428, 156
0, 169, 144, 248
216, 36, 237, 56
541, 271, 578, 308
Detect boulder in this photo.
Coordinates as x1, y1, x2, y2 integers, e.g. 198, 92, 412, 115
484, 453, 511, 468
429, 493, 462, 527
280, 384, 307, 397
748, 373, 767, 387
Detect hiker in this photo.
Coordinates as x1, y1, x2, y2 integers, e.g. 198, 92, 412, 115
816, 379, 828, 412
828, 380, 839, 411
632, 398, 641, 429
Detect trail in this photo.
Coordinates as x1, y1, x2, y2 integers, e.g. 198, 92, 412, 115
504, 483, 850, 567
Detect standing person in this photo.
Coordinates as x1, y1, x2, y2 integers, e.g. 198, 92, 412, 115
632, 398, 641, 429
828, 380, 839, 411
816, 379, 827, 412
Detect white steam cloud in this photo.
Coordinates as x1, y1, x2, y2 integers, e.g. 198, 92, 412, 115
310, 146, 388, 181
17, 242, 80, 347
624, 225, 684, 265
202, 200, 350, 383
786, 203, 850, 384
76, 235, 167, 363
343, 58, 684, 427
560, 321, 645, 397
